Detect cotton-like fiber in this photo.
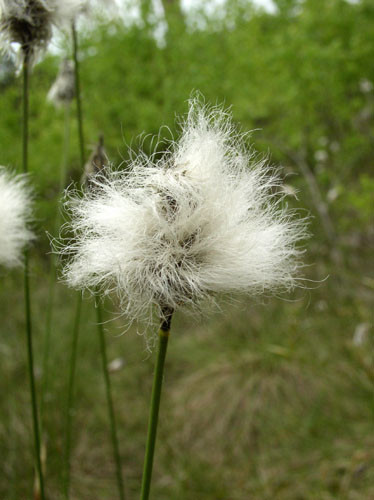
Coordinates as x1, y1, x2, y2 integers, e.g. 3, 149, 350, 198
0, 0, 114, 66
60, 99, 308, 320
0, 168, 34, 268
0, 0, 55, 65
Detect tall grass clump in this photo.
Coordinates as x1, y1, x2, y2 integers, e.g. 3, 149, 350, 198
58, 97, 308, 498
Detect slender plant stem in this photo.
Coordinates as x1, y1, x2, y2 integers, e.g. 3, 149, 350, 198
72, 21, 85, 168
62, 293, 82, 500
62, 23, 86, 498
73, 20, 127, 499
22, 56, 29, 176
22, 52, 46, 500
41, 103, 71, 422
140, 312, 173, 500
96, 302, 126, 500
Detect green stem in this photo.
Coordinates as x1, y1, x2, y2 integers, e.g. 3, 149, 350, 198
41, 103, 71, 423
96, 301, 126, 500
22, 53, 46, 500
62, 24, 86, 499
22, 55, 29, 175
63, 294, 82, 500
72, 22, 85, 169
73, 20, 127, 498
140, 312, 173, 500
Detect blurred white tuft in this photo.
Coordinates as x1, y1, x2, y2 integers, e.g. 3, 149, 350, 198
0, 0, 55, 66
0, 0, 118, 68
47, 58, 75, 107
0, 167, 34, 268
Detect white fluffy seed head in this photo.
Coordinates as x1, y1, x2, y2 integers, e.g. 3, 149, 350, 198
0, 0, 55, 66
0, 0, 114, 67
60, 98, 308, 321
0, 167, 34, 268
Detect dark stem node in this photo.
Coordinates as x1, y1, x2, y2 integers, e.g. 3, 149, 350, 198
160, 306, 174, 332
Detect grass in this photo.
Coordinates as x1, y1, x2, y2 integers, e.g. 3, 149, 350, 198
0, 253, 372, 499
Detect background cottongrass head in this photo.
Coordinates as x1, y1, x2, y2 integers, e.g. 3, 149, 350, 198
82, 134, 109, 187
47, 58, 75, 107
0, 0, 55, 65
0, 0, 108, 67
59, 98, 309, 322
0, 167, 34, 268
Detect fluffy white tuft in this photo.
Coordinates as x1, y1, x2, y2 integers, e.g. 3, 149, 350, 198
0, 0, 117, 67
0, 167, 34, 268
0, 0, 55, 65
60, 99, 308, 321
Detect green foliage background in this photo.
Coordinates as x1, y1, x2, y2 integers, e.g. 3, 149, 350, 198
0, 0, 373, 499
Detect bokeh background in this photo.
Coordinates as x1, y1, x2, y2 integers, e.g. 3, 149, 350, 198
0, 0, 373, 498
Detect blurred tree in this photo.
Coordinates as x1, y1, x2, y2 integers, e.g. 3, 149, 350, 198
140, 0, 152, 26
272, 0, 300, 15
161, 0, 185, 25
161, 0, 185, 44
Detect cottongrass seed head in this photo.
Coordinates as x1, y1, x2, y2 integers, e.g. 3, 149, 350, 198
0, 0, 98, 67
0, 0, 55, 65
0, 167, 34, 268
60, 98, 308, 322
47, 58, 75, 107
